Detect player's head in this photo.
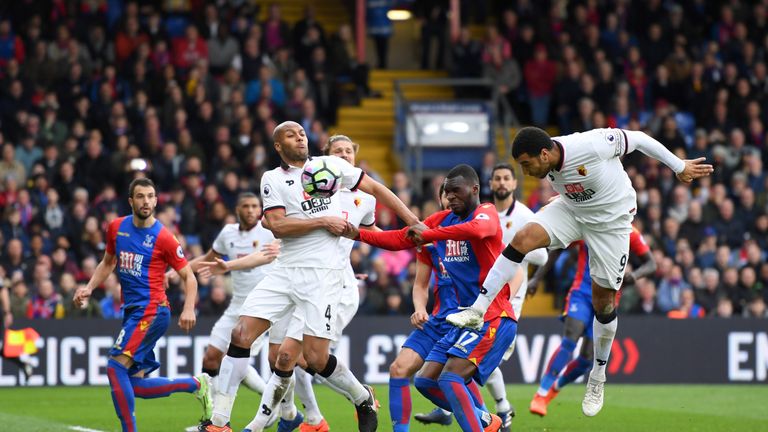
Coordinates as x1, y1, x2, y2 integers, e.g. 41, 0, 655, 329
236, 192, 262, 229
443, 164, 480, 216
438, 182, 449, 210
512, 126, 555, 179
325, 134, 359, 165
272, 121, 308, 164
490, 163, 517, 201
128, 178, 157, 220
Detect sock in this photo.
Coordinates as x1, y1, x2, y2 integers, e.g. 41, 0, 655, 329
315, 374, 353, 401
473, 247, 524, 312
591, 313, 618, 382
211, 345, 250, 426
466, 379, 487, 411
438, 372, 485, 432
485, 368, 510, 413
389, 377, 411, 432
414, 376, 451, 411
107, 359, 136, 432
279, 372, 298, 420
538, 337, 577, 395
203, 367, 219, 396
243, 365, 267, 394
130, 375, 198, 398
295, 368, 323, 425
246, 369, 295, 430
556, 355, 593, 389
319, 355, 368, 405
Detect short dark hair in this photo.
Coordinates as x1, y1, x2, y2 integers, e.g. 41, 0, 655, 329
237, 192, 260, 204
511, 127, 553, 159
128, 178, 156, 198
446, 164, 480, 185
491, 162, 516, 179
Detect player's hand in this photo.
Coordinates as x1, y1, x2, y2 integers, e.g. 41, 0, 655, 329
323, 216, 349, 236
195, 264, 212, 279
622, 270, 636, 287
677, 158, 714, 183
261, 240, 281, 262
342, 221, 359, 239
355, 273, 369, 280
407, 222, 429, 245
198, 258, 230, 275
73, 286, 92, 309
4, 312, 12, 329
178, 309, 196, 332
410, 309, 429, 330
526, 278, 540, 298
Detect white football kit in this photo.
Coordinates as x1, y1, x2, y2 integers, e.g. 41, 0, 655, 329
240, 156, 364, 342
208, 222, 276, 354
533, 128, 685, 289
498, 201, 547, 318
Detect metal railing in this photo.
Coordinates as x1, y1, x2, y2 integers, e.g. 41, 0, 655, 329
393, 77, 520, 197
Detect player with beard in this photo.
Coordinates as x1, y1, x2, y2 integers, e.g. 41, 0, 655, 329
74, 178, 211, 432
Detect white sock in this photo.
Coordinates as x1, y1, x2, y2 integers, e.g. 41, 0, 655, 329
591, 316, 618, 382
243, 365, 267, 394
473, 255, 520, 312
295, 368, 323, 424
211, 355, 249, 426
246, 372, 294, 430
315, 374, 353, 401
441, 409, 452, 415
323, 358, 368, 405
486, 367, 511, 413
280, 374, 298, 420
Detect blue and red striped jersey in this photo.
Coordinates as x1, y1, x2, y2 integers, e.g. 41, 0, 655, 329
106, 216, 188, 308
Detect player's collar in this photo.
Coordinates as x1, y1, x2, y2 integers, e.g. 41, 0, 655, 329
553, 139, 565, 171
505, 198, 516, 216
280, 159, 303, 170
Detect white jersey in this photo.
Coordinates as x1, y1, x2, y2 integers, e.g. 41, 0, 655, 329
339, 189, 376, 287
260, 155, 364, 269
548, 128, 637, 224
498, 200, 547, 312
211, 221, 276, 302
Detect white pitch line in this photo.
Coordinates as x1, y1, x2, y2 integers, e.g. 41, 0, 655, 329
68, 426, 108, 432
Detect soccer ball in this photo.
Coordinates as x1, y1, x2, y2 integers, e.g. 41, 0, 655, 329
301, 157, 342, 198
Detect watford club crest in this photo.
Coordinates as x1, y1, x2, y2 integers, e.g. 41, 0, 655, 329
506, 221, 513, 230
577, 165, 588, 176
354, 198, 362, 207
253, 240, 260, 248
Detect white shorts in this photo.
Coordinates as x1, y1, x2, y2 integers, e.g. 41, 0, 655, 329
533, 198, 632, 290
208, 300, 267, 355
241, 267, 344, 341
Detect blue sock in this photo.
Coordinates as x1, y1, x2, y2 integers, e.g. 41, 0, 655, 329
414, 376, 451, 411
556, 355, 593, 389
389, 377, 411, 432
107, 359, 136, 432
130, 375, 199, 399
538, 338, 577, 395
466, 379, 487, 411
438, 372, 485, 432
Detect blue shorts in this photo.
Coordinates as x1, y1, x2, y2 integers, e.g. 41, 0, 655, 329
426, 317, 517, 385
561, 289, 594, 339
109, 303, 170, 376
402, 317, 453, 360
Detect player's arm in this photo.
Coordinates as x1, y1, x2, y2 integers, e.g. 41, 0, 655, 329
356, 175, 420, 226
621, 130, 713, 183
418, 206, 498, 242
187, 248, 222, 273
354, 225, 416, 250
199, 241, 280, 274
526, 249, 564, 298
176, 264, 198, 332
623, 231, 656, 286
265, 207, 347, 237
1, 284, 12, 328
411, 250, 433, 329
74, 250, 117, 307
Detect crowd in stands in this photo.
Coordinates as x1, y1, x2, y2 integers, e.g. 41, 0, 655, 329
0, 1, 766, 322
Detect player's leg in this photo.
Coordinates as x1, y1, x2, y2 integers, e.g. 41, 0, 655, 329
389, 346, 426, 431
530, 315, 586, 416
581, 224, 630, 417
557, 337, 593, 389
107, 354, 138, 432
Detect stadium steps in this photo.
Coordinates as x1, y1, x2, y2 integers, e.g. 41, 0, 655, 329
331, 69, 451, 185
522, 292, 558, 317
257, 0, 350, 34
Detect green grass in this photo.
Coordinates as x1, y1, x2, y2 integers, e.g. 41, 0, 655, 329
1, 384, 767, 431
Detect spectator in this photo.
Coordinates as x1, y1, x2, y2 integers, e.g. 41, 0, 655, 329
524, 44, 557, 126
199, 277, 230, 317
172, 25, 208, 71
667, 288, 706, 318
629, 278, 662, 315
99, 273, 122, 319
0, 143, 26, 186
657, 264, 691, 312
697, 268, 723, 314
450, 27, 483, 79
367, 0, 393, 69
715, 296, 734, 318
208, 25, 239, 76
743, 294, 768, 318
26, 279, 63, 319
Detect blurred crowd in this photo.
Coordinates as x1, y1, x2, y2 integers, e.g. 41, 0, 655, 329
0, 1, 766, 322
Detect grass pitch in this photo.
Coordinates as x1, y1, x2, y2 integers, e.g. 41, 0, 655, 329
0, 384, 766, 431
